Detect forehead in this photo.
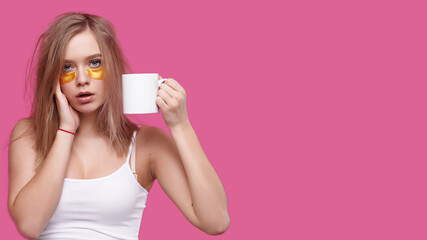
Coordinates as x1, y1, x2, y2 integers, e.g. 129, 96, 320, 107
63, 29, 101, 61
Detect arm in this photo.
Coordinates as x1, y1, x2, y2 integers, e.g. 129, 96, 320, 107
8, 83, 79, 239
151, 78, 230, 235
8, 120, 74, 238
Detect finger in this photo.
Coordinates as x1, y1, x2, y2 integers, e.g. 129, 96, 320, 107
158, 88, 173, 104
160, 82, 180, 99
55, 80, 61, 96
54, 81, 62, 104
156, 96, 167, 110
159, 76, 168, 87
55, 82, 66, 101
158, 89, 176, 106
165, 78, 185, 93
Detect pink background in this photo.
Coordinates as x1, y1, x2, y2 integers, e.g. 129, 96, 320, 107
1, 0, 426, 239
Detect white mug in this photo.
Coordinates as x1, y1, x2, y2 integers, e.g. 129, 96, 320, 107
122, 73, 166, 114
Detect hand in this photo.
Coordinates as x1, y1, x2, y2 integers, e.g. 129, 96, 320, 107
156, 76, 190, 129
55, 82, 80, 133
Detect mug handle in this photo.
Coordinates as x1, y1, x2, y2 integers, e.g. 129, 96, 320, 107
158, 78, 167, 87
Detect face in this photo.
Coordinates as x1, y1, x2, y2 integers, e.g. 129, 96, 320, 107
59, 28, 106, 114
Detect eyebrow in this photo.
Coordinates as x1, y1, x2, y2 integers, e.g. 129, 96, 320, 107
63, 53, 101, 63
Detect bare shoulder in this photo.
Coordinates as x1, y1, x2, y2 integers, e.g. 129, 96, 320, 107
135, 125, 178, 168
9, 117, 37, 170
8, 118, 37, 209
10, 118, 36, 146
135, 125, 174, 150
133, 125, 177, 183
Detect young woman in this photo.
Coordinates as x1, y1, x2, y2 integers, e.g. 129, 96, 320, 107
8, 12, 229, 239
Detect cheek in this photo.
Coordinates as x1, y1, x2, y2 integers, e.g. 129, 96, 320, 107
87, 68, 104, 80
60, 72, 76, 84
60, 85, 74, 100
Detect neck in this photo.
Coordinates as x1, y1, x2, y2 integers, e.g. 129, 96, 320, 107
76, 110, 101, 137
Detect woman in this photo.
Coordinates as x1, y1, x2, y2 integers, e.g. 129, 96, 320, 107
8, 12, 229, 239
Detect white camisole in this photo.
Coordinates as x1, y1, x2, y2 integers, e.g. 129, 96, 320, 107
37, 132, 148, 240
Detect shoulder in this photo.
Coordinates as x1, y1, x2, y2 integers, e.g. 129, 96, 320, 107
135, 125, 177, 165
8, 118, 37, 182
10, 118, 36, 145
135, 125, 173, 148
9, 118, 37, 161
8, 119, 38, 211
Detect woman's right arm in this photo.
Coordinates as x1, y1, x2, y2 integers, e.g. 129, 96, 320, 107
8, 83, 79, 239
8, 120, 74, 239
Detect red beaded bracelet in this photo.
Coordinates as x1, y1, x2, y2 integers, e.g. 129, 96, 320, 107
58, 128, 76, 136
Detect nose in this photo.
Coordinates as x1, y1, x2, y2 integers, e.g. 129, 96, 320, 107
75, 68, 90, 86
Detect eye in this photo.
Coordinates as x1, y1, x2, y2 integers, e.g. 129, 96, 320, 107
90, 60, 101, 68
63, 65, 72, 71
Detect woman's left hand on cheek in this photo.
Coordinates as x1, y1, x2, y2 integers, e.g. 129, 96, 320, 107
156, 77, 189, 129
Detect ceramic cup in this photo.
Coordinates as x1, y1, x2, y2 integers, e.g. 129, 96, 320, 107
122, 73, 166, 114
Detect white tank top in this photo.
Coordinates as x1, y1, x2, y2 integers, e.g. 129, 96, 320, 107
37, 131, 148, 240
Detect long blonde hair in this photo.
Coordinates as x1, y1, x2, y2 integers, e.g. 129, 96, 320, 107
27, 12, 137, 171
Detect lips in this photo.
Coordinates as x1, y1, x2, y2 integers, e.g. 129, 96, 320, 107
76, 91, 94, 104
77, 91, 94, 97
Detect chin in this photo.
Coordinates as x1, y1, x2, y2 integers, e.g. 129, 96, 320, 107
72, 103, 102, 114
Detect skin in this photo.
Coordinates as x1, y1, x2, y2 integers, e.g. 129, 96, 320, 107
8, 28, 229, 239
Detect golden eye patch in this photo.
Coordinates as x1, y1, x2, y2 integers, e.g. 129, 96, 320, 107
87, 68, 104, 80
60, 71, 76, 84
59, 68, 104, 84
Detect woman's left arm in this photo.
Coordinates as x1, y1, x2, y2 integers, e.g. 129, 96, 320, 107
154, 78, 230, 235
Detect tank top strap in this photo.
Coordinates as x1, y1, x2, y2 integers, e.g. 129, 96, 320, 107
130, 131, 138, 180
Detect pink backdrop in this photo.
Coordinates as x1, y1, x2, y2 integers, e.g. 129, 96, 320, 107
1, 0, 426, 239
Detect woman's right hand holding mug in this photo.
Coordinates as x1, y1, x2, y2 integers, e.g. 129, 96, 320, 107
55, 82, 80, 133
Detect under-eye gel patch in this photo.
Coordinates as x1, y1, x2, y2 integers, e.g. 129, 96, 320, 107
60, 72, 76, 84
87, 68, 104, 80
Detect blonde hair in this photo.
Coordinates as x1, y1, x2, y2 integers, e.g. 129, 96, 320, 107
27, 12, 137, 171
